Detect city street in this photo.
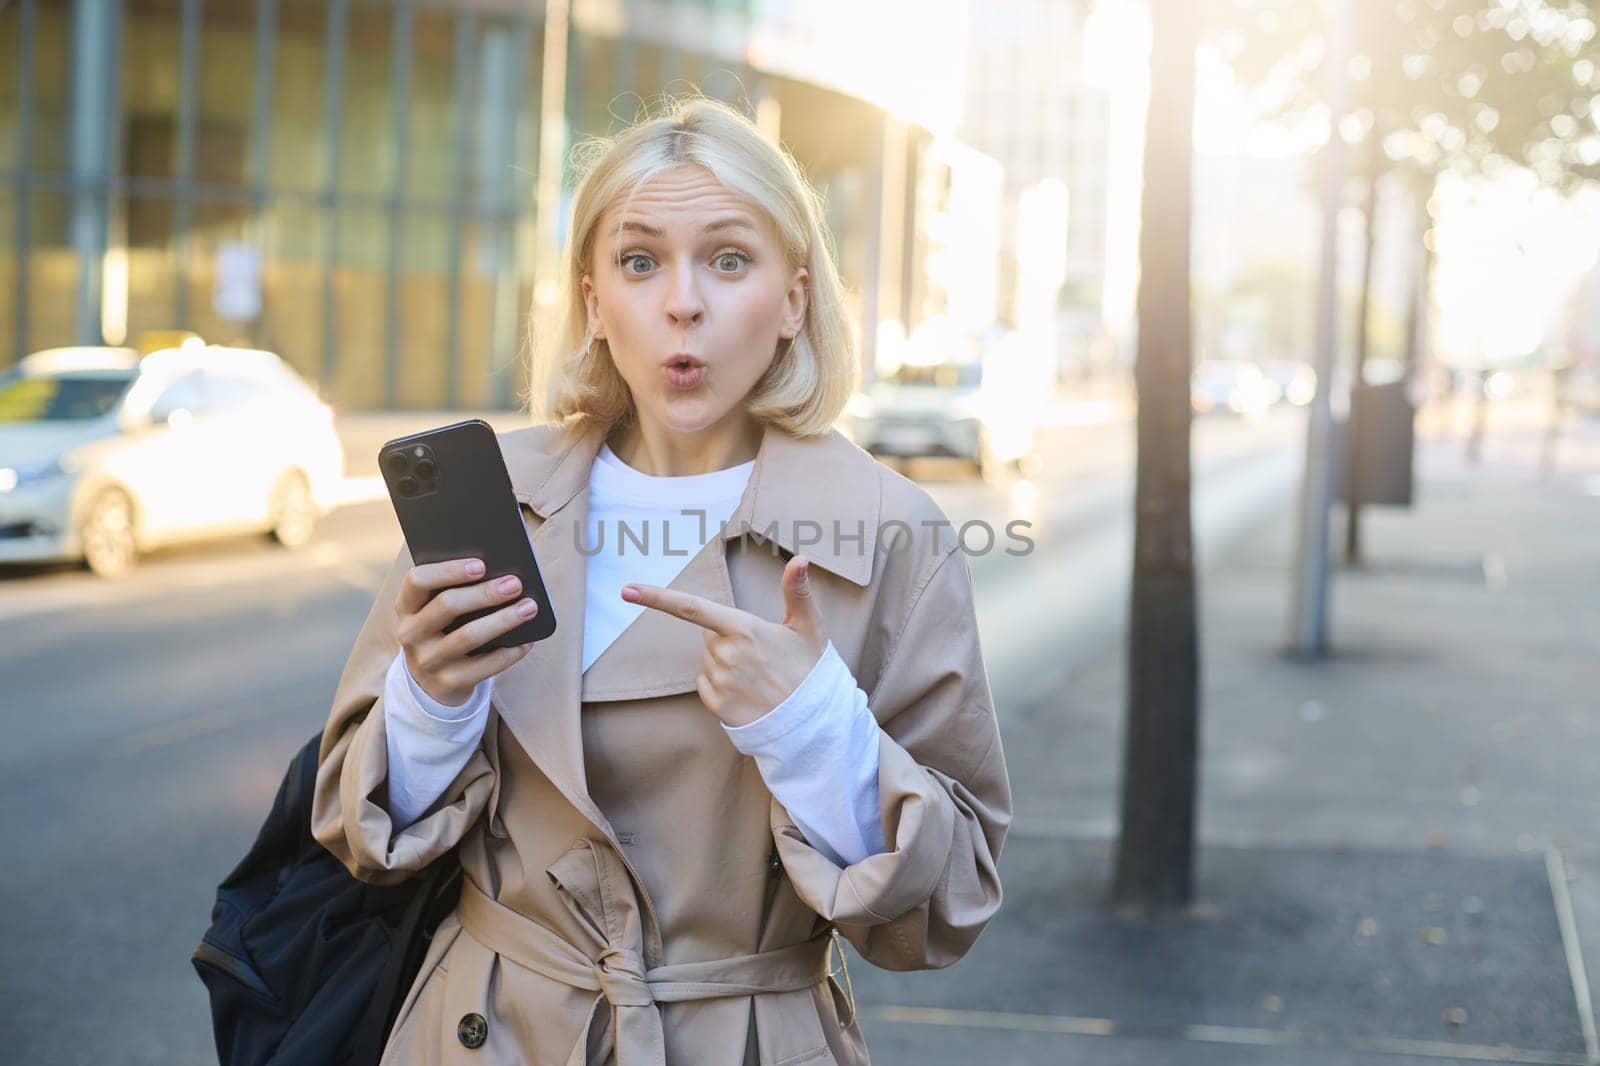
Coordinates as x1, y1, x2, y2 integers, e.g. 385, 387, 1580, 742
9, 1, 1600, 1062
0, 404, 1304, 1064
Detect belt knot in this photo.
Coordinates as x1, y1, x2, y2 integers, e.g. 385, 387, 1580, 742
594, 946, 653, 1007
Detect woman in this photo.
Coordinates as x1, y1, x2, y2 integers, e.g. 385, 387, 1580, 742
313, 97, 1010, 1065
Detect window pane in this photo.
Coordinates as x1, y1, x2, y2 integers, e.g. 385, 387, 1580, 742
124, 197, 180, 340
700, 63, 749, 110
258, 200, 325, 389
331, 209, 387, 407
123, 0, 182, 182
629, 42, 663, 107
407, 7, 456, 205
197, 0, 255, 187
341, 3, 394, 197
458, 216, 500, 409
184, 200, 256, 346
270, 0, 331, 192
571, 32, 619, 140
516, 22, 539, 200
396, 211, 450, 408
32, 0, 74, 173
0, 2, 20, 173
153, 373, 209, 417
27, 190, 76, 352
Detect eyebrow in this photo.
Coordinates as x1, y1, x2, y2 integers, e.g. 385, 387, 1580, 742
616, 216, 760, 238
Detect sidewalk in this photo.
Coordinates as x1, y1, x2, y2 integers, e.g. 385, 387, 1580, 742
845, 412, 1600, 1064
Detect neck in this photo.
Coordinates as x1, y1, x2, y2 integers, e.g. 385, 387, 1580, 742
607, 413, 763, 477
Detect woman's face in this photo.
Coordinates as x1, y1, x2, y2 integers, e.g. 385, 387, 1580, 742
582, 165, 807, 437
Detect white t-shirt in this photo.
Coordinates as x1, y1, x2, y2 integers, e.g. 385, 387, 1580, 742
381, 442, 887, 867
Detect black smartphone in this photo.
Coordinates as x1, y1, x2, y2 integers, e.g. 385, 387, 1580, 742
379, 419, 557, 652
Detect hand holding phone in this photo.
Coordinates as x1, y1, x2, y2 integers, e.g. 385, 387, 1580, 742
379, 419, 558, 673
395, 556, 537, 706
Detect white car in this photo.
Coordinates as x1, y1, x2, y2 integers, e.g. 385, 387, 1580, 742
0, 344, 344, 577
844, 359, 1038, 481
1191, 360, 1274, 419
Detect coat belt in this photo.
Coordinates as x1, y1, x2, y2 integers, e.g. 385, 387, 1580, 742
454, 839, 833, 1065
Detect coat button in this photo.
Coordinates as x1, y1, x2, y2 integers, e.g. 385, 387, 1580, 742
768, 852, 782, 878
457, 1012, 487, 1049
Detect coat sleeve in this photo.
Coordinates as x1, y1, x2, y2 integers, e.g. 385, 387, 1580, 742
772, 545, 1011, 970
311, 543, 497, 885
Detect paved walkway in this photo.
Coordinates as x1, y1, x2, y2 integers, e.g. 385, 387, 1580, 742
847, 407, 1600, 1065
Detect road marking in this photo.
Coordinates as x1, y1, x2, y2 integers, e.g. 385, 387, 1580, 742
860, 1005, 1115, 1037
1006, 817, 1600, 864
858, 1004, 1593, 1064
1547, 847, 1600, 1064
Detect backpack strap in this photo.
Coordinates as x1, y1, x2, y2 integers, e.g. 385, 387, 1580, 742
348, 851, 463, 1065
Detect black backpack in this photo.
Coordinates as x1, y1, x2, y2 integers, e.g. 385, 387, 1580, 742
192, 729, 463, 1066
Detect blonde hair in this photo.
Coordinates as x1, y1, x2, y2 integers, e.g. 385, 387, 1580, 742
525, 95, 858, 438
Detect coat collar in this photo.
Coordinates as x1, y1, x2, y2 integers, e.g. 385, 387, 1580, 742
489, 415, 881, 846
502, 417, 880, 587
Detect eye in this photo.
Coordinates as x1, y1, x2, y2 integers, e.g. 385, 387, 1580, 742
619, 253, 655, 276
713, 250, 751, 273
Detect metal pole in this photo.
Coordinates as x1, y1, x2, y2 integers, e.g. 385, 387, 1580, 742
174, 0, 201, 330
12, 0, 37, 363
529, 0, 570, 407
247, 0, 276, 352
1287, 0, 1351, 657
320, 0, 349, 398
444, 8, 475, 410
384, 0, 414, 409
69, 0, 114, 345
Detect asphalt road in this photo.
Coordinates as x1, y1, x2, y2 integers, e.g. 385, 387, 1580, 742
0, 407, 1304, 1065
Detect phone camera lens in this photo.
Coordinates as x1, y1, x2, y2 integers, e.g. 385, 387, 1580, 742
415, 458, 436, 481
397, 476, 418, 497
385, 452, 409, 476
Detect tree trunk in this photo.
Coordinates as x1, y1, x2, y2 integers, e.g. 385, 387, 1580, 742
1113, 0, 1200, 909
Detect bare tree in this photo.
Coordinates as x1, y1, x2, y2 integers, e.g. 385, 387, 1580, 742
1114, 0, 1202, 909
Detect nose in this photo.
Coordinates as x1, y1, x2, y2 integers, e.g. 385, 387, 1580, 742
663, 261, 704, 328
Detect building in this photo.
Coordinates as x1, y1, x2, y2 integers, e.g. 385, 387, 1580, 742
0, 0, 985, 408
957, 0, 1147, 375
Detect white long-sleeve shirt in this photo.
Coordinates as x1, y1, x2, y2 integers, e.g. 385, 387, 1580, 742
382, 442, 887, 866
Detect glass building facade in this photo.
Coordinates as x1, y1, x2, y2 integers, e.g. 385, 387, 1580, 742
1, 0, 966, 408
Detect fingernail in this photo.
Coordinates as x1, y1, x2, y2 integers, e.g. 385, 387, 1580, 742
498, 576, 520, 593
466, 560, 484, 576
517, 599, 537, 617
621, 585, 639, 600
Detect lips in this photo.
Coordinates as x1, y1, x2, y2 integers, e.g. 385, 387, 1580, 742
663, 355, 706, 390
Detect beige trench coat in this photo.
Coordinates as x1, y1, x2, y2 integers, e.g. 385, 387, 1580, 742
312, 417, 1011, 1065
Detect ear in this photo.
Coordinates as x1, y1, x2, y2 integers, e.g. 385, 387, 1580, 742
778, 266, 808, 340
581, 274, 606, 339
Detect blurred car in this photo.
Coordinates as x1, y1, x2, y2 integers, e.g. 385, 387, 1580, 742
845, 356, 1038, 480
1258, 359, 1317, 406
1191, 360, 1273, 418
132, 328, 204, 355
0, 343, 343, 577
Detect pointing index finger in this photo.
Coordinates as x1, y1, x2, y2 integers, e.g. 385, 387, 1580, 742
622, 583, 747, 636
